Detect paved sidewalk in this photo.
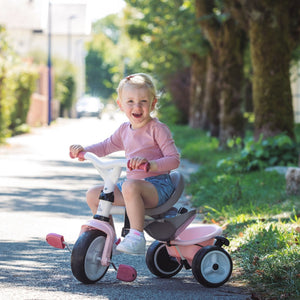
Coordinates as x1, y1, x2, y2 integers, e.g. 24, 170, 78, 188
0, 117, 251, 300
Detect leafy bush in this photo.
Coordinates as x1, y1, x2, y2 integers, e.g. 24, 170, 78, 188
234, 222, 300, 298
0, 25, 15, 142
0, 25, 38, 140
217, 134, 299, 172
171, 125, 300, 298
59, 74, 76, 115
0, 63, 13, 142
187, 166, 287, 219
9, 63, 38, 133
54, 59, 76, 117
157, 93, 183, 125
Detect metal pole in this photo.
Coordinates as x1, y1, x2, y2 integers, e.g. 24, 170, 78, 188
47, 1, 52, 126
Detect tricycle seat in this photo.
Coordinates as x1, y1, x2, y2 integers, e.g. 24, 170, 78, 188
145, 171, 184, 218
144, 209, 196, 241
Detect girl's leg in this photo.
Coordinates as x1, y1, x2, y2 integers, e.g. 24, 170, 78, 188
86, 185, 125, 233
120, 179, 159, 231
86, 185, 102, 215
116, 179, 159, 254
86, 185, 125, 215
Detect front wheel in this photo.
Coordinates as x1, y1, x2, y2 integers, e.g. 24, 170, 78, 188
146, 241, 183, 278
71, 230, 109, 284
192, 246, 232, 287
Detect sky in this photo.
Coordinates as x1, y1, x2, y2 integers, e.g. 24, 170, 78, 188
87, 0, 126, 21
51, 0, 126, 22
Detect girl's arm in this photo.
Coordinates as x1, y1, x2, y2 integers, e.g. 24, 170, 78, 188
77, 125, 125, 158
151, 124, 180, 172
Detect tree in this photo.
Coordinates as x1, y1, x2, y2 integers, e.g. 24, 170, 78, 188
125, 0, 247, 145
0, 25, 15, 142
201, 52, 220, 137
125, 0, 204, 124
225, 0, 300, 140
189, 54, 207, 128
195, 0, 246, 145
85, 48, 115, 98
10, 63, 38, 130
85, 16, 122, 99
59, 74, 76, 117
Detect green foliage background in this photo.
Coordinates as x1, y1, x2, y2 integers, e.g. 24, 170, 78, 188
0, 26, 38, 140
171, 124, 300, 298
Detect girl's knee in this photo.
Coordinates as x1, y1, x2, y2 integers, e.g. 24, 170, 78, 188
86, 186, 101, 197
86, 186, 101, 207
122, 180, 140, 196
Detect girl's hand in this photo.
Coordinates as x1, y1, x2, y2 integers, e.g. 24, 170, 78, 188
69, 144, 85, 161
128, 157, 149, 171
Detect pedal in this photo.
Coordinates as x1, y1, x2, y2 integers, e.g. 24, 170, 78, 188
46, 233, 71, 252
116, 264, 137, 282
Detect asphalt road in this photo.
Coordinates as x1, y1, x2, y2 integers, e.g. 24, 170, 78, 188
0, 114, 251, 300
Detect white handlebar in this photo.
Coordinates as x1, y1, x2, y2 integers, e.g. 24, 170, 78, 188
82, 152, 127, 194
83, 152, 127, 169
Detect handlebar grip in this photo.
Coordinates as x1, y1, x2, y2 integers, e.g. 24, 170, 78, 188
127, 161, 150, 172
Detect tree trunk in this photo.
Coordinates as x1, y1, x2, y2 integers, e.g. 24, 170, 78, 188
195, 0, 245, 144
226, 0, 298, 140
202, 52, 220, 136
248, 4, 295, 140
189, 54, 207, 128
218, 19, 245, 146
167, 69, 190, 124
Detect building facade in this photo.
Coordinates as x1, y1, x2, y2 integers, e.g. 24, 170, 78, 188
0, 0, 91, 98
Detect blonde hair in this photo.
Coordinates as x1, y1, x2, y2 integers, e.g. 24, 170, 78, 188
117, 73, 157, 100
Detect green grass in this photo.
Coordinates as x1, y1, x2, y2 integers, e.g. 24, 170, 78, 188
171, 124, 300, 299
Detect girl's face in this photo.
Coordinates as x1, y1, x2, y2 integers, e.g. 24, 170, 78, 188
117, 85, 157, 129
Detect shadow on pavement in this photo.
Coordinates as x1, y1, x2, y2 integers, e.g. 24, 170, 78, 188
0, 237, 246, 299
0, 159, 104, 216
0, 155, 250, 299
0, 187, 89, 216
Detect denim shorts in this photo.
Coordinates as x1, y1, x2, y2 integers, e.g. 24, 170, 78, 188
117, 174, 175, 207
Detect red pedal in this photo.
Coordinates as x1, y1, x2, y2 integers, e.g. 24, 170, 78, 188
116, 264, 137, 282
46, 233, 65, 249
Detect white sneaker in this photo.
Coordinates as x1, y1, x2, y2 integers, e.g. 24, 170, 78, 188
116, 234, 146, 255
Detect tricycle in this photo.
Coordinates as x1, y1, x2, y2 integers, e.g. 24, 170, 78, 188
46, 151, 232, 287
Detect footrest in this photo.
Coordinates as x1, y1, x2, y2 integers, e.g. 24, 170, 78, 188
144, 209, 196, 241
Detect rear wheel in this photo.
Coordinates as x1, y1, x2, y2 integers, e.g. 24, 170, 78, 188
146, 241, 183, 278
71, 230, 109, 284
192, 246, 232, 287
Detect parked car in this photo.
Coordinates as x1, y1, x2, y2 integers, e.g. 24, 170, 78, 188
76, 96, 104, 118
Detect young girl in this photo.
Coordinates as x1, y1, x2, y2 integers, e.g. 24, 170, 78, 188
70, 73, 180, 255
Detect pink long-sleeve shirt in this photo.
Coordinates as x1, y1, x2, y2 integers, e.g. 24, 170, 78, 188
85, 118, 180, 179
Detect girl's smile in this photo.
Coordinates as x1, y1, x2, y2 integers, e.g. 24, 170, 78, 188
117, 86, 157, 129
